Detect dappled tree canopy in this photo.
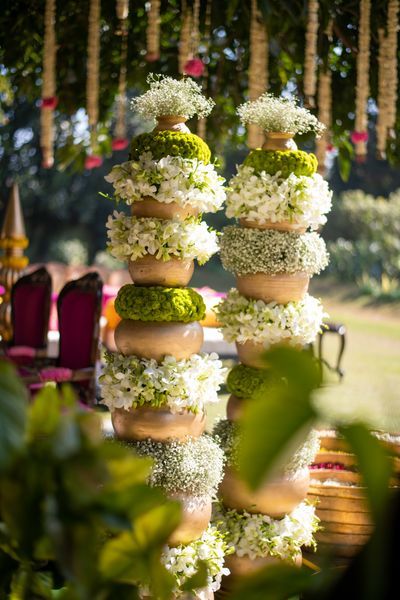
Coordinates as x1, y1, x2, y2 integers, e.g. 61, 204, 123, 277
0, 0, 399, 266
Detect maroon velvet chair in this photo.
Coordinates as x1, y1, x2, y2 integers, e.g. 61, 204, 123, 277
7, 267, 52, 364
23, 272, 103, 404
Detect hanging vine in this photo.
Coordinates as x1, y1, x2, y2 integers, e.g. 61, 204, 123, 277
248, 0, 269, 149
113, 0, 129, 151
315, 21, 333, 173
304, 0, 319, 107
86, 0, 101, 168
40, 0, 57, 169
179, 1, 192, 73
352, 0, 371, 158
146, 0, 161, 62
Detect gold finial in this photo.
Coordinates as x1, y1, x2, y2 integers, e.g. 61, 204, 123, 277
1, 182, 26, 241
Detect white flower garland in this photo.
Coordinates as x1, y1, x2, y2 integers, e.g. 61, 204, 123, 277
106, 211, 219, 265
100, 351, 226, 413
226, 166, 332, 229
105, 153, 226, 213
214, 502, 319, 562
215, 290, 327, 346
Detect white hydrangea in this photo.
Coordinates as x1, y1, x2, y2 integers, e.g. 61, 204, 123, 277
106, 211, 219, 265
99, 351, 226, 413
105, 153, 226, 213
214, 502, 319, 562
160, 525, 230, 595
226, 166, 332, 230
215, 289, 327, 346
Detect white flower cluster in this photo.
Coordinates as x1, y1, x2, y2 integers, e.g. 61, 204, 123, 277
161, 525, 230, 595
131, 74, 215, 120
237, 93, 325, 136
215, 290, 327, 346
100, 351, 226, 413
106, 211, 219, 265
105, 154, 226, 213
214, 502, 319, 562
226, 166, 332, 230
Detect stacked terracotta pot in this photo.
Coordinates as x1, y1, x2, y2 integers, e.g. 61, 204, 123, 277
215, 127, 330, 579
101, 107, 228, 598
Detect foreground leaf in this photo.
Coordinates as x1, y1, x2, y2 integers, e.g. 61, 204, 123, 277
0, 361, 27, 471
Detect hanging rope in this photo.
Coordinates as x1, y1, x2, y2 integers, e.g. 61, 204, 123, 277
353, 0, 371, 158
315, 21, 333, 173
376, 0, 399, 158
304, 0, 319, 107
179, 2, 192, 73
40, 0, 57, 168
248, 0, 269, 148
113, 0, 129, 151
197, 0, 212, 140
146, 0, 161, 62
86, 0, 101, 166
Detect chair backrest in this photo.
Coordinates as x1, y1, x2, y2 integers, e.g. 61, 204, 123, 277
11, 267, 52, 349
57, 272, 103, 370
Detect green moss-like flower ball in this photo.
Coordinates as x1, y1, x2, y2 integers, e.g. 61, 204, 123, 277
130, 131, 211, 164
114, 285, 206, 323
243, 149, 318, 178
227, 364, 274, 399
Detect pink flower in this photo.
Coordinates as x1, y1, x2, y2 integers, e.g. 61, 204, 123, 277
84, 154, 103, 169
350, 130, 368, 144
184, 58, 205, 78
7, 346, 36, 358
146, 52, 160, 62
40, 96, 58, 109
112, 137, 129, 151
40, 367, 73, 382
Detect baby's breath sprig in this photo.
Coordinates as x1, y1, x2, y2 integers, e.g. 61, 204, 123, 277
237, 93, 325, 137
131, 74, 215, 121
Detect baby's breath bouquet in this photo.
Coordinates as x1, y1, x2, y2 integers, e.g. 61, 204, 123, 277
237, 93, 325, 137
131, 74, 215, 121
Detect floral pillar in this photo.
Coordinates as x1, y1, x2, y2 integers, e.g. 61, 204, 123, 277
213, 94, 332, 578
100, 75, 229, 598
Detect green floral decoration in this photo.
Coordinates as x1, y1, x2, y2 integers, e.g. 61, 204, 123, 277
123, 435, 225, 499
130, 131, 211, 164
220, 226, 329, 276
243, 149, 317, 178
227, 364, 274, 399
115, 285, 206, 323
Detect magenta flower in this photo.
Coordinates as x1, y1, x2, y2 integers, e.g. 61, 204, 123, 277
184, 58, 205, 78
85, 154, 103, 169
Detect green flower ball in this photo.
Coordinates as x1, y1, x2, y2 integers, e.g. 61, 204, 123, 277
130, 131, 211, 164
227, 364, 274, 399
243, 149, 318, 178
114, 285, 206, 323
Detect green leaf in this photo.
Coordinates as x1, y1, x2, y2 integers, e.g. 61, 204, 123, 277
26, 385, 61, 443
238, 348, 320, 489
181, 559, 208, 592
0, 361, 27, 470
229, 562, 316, 600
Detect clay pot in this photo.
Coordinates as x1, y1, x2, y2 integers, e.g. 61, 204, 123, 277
220, 467, 310, 518
168, 495, 212, 546
131, 199, 198, 221
111, 406, 206, 442
225, 552, 302, 578
155, 115, 190, 133
236, 272, 310, 304
317, 430, 350, 453
235, 341, 267, 369
226, 394, 249, 422
239, 218, 307, 233
312, 450, 357, 470
262, 132, 297, 152
114, 320, 203, 361
128, 256, 194, 287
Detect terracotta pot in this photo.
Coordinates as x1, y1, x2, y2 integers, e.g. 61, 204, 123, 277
155, 115, 190, 133
239, 218, 307, 233
316, 530, 370, 549
226, 394, 249, 422
114, 320, 203, 361
111, 406, 206, 442
322, 521, 373, 535
317, 430, 350, 453
312, 450, 357, 470
168, 494, 212, 546
220, 467, 310, 518
131, 198, 199, 221
315, 507, 373, 527
262, 132, 297, 152
309, 493, 370, 514
235, 341, 270, 369
236, 272, 310, 304
225, 552, 302, 578
309, 469, 362, 488
128, 256, 194, 287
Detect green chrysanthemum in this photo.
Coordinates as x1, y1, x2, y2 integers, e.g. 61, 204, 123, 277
243, 149, 318, 178
227, 364, 274, 399
130, 131, 211, 164
114, 284, 206, 323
